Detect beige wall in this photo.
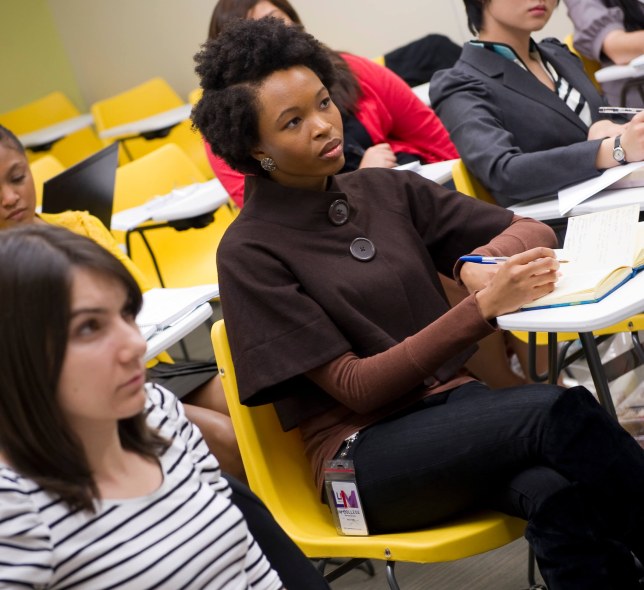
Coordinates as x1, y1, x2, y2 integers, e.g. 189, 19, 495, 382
30, 1, 573, 109
0, 0, 83, 113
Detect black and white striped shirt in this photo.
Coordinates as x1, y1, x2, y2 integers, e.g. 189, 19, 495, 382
0, 385, 282, 590
473, 40, 593, 127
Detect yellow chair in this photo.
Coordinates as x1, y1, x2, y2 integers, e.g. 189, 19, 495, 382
564, 34, 603, 94
0, 92, 102, 167
452, 159, 497, 205
188, 87, 203, 106
91, 78, 213, 179
211, 319, 530, 589
113, 143, 236, 288
29, 154, 65, 209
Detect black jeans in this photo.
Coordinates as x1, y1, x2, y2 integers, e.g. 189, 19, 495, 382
347, 382, 644, 589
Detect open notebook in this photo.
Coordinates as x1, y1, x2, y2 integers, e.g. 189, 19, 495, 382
136, 284, 220, 337
523, 204, 644, 310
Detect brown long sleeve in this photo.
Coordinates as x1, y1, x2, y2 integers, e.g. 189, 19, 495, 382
306, 294, 494, 414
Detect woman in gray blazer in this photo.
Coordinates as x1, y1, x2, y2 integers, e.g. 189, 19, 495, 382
430, 0, 644, 206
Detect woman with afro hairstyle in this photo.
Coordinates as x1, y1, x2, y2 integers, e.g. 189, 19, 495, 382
202, 0, 458, 207
192, 17, 644, 589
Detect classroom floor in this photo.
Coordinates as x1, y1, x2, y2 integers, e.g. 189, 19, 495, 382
327, 538, 543, 589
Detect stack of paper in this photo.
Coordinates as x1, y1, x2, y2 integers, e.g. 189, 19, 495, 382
558, 161, 644, 215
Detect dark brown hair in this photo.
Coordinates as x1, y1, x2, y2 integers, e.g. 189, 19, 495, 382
0, 124, 25, 154
206, 0, 360, 116
617, 0, 644, 31
208, 0, 303, 39
0, 224, 168, 512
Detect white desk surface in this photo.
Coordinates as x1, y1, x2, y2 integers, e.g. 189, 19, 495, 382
18, 114, 94, 149
99, 104, 192, 140
509, 186, 644, 221
111, 178, 230, 231
595, 63, 644, 83
411, 82, 431, 105
143, 301, 212, 361
417, 159, 458, 185
497, 271, 644, 334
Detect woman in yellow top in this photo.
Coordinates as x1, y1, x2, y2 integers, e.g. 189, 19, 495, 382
0, 124, 243, 480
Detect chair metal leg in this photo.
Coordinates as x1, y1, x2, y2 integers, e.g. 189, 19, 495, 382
630, 330, 644, 365
528, 332, 549, 382
318, 557, 373, 583
579, 332, 617, 419
528, 545, 536, 585
522, 546, 548, 589
385, 561, 401, 590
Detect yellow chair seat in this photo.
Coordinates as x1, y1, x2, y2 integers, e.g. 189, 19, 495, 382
211, 320, 526, 580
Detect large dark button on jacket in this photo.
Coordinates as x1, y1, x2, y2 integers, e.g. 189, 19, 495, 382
328, 199, 350, 225
350, 237, 376, 261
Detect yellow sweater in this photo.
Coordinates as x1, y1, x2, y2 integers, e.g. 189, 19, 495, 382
39, 211, 152, 291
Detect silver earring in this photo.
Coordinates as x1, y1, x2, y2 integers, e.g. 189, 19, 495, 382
261, 157, 277, 172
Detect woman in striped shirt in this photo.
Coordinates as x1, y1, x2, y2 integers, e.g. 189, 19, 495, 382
0, 225, 283, 589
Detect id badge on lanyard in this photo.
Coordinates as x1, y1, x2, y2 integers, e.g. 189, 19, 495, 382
324, 434, 369, 535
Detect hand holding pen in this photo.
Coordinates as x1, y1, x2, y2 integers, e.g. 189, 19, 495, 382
470, 248, 561, 318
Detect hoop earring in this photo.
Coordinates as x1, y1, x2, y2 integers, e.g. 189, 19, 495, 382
260, 157, 277, 172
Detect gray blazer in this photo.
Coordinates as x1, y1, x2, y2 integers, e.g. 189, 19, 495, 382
430, 39, 609, 206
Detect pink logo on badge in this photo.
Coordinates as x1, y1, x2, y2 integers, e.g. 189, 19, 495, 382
335, 488, 359, 508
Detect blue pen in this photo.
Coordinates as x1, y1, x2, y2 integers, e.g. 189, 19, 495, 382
459, 255, 569, 265
459, 256, 509, 264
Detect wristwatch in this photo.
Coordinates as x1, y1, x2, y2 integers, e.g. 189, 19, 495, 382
613, 135, 628, 165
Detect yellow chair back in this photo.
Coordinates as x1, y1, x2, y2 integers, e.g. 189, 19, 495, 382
564, 34, 603, 94
452, 159, 497, 205
91, 78, 212, 179
211, 319, 526, 570
30, 155, 65, 209
0, 92, 102, 167
113, 144, 235, 288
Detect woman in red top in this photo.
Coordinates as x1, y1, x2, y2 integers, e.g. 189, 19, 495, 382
205, 0, 458, 207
